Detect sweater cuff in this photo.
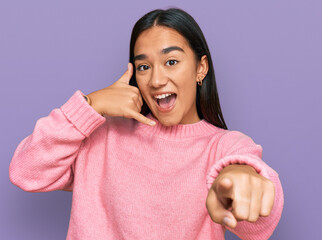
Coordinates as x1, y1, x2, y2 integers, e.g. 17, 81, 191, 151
60, 90, 106, 137
206, 155, 270, 190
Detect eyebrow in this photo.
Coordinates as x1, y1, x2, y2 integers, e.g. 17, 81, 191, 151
133, 46, 184, 61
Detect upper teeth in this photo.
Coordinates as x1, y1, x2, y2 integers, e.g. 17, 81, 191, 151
155, 93, 172, 99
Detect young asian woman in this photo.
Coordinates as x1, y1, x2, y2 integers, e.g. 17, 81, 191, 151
9, 8, 283, 240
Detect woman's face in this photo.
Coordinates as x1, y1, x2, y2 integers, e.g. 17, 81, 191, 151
134, 26, 208, 126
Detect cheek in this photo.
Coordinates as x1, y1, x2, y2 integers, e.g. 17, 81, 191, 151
176, 69, 197, 92
135, 74, 144, 89
136, 79, 149, 99
173, 61, 197, 82
180, 73, 197, 104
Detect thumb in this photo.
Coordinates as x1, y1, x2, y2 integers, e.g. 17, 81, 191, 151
206, 188, 237, 229
117, 62, 133, 84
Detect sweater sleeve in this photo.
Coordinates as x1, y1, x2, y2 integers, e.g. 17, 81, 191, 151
206, 130, 284, 240
9, 90, 106, 192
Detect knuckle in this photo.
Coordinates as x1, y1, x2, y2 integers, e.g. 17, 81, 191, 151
131, 93, 138, 101
251, 177, 262, 188
236, 196, 251, 205
262, 205, 273, 216
267, 180, 275, 192
233, 199, 250, 220
260, 210, 270, 217
234, 210, 249, 220
133, 87, 140, 94
143, 117, 150, 124
129, 86, 139, 94
240, 173, 251, 182
139, 115, 149, 124
248, 214, 259, 223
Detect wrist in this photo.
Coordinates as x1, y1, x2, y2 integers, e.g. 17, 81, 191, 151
83, 95, 91, 105
86, 92, 104, 116
221, 164, 256, 174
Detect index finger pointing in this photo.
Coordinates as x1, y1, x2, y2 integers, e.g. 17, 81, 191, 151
216, 178, 234, 199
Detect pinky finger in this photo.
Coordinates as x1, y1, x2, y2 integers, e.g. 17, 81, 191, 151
260, 182, 275, 217
130, 110, 156, 126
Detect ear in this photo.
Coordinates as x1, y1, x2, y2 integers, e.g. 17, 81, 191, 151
196, 55, 209, 82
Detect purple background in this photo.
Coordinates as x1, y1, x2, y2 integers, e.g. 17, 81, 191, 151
1, 0, 321, 239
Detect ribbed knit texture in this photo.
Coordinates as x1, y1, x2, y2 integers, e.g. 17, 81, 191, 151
9, 90, 284, 240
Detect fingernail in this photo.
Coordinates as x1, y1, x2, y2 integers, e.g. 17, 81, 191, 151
223, 217, 233, 227
149, 121, 156, 126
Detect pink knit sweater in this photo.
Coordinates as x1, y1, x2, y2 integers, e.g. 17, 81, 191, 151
9, 91, 283, 240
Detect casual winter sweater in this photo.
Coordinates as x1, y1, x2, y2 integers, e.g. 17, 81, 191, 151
9, 90, 283, 240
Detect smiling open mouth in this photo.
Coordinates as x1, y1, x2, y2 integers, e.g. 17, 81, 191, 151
154, 93, 177, 112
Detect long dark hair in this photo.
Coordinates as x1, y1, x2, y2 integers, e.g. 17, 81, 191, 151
129, 8, 228, 129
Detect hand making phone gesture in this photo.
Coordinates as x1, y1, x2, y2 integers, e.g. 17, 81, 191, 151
87, 63, 156, 126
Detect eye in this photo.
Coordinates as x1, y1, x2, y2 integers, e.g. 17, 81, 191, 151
136, 65, 150, 71
166, 60, 178, 66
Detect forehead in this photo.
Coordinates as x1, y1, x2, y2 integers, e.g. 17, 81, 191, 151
134, 26, 191, 55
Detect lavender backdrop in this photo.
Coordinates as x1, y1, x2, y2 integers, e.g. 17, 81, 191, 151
1, 0, 321, 239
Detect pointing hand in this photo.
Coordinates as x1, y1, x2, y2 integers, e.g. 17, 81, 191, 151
206, 164, 275, 228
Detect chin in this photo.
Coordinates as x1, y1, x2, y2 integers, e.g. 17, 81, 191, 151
159, 120, 176, 127
156, 115, 181, 127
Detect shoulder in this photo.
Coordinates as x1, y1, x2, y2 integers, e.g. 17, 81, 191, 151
219, 129, 257, 145
200, 120, 228, 139
206, 124, 261, 150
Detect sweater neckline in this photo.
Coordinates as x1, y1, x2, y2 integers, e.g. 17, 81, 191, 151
135, 113, 221, 139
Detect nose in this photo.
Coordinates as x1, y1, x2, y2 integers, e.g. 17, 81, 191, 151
149, 66, 168, 88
